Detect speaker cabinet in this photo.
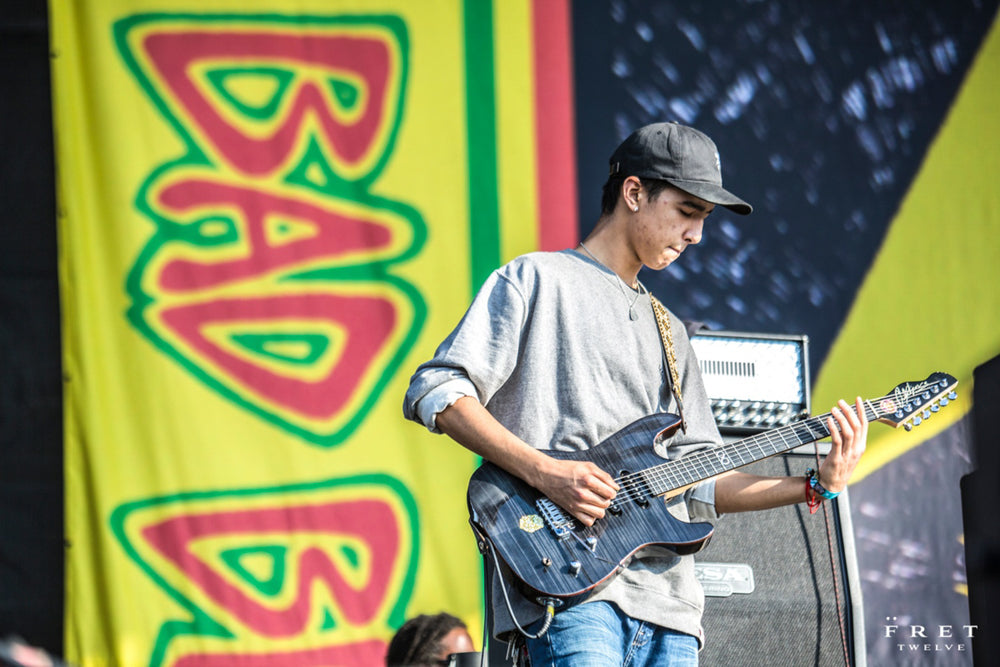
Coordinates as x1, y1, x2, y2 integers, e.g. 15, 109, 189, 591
966, 353, 1000, 666
695, 452, 865, 667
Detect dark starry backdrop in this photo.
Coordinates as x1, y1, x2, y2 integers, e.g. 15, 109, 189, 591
573, 0, 996, 375
571, 1, 998, 664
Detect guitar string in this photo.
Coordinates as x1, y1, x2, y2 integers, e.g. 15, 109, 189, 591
621, 411, 848, 503
613, 413, 837, 508
639, 385, 934, 491
624, 384, 942, 505
592, 384, 948, 514
549, 382, 949, 523
620, 409, 840, 499
554, 413, 837, 522
646, 412, 834, 486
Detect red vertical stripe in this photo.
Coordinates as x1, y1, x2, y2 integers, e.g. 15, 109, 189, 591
531, 0, 578, 251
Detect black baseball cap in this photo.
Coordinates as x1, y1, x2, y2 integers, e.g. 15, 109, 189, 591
609, 122, 752, 215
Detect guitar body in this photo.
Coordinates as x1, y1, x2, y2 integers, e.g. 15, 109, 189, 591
467, 413, 714, 605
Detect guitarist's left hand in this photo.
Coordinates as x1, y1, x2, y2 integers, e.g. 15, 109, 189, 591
816, 396, 869, 493
715, 396, 868, 513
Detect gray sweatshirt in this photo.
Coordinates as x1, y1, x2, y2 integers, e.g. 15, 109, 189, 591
403, 249, 724, 645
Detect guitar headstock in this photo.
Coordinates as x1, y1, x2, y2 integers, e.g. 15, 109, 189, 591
872, 372, 958, 431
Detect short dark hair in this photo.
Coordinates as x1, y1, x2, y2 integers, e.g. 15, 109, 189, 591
600, 176, 674, 215
386, 612, 467, 666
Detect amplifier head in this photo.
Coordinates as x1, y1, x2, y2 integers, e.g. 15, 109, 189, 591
689, 330, 810, 433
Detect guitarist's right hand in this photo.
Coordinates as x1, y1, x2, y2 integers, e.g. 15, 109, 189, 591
436, 396, 619, 527
531, 457, 618, 526
532, 458, 620, 527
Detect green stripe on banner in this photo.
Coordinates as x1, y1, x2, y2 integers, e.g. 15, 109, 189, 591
463, 0, 501, 293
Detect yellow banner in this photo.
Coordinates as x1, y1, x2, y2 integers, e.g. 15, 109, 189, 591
51, 1, 574, 664
814, 13, 1000, 479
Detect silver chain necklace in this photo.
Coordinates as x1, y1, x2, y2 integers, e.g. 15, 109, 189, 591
578, 241, 644, 321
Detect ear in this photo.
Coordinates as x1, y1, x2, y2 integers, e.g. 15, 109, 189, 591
621, 176, 642, 212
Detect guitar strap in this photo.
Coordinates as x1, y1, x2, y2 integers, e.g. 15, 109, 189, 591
650, 294, 687, 433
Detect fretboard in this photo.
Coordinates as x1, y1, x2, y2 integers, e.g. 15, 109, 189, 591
641, 402, 878, 496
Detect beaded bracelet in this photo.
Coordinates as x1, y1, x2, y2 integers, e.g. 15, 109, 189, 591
805, 467, 840, 500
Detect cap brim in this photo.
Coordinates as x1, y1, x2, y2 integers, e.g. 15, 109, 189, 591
667, 179, 753, 215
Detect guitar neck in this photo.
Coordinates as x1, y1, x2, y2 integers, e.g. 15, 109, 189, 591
643, 402, 878, 497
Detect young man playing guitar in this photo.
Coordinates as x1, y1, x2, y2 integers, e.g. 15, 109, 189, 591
403, 122, 868, 666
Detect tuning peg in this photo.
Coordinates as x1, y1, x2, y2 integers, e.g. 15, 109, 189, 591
913, 415, 923, 426
948, 391, 957, 400
931, 404, 940, 413
923, 409, 931, 419
904, 422, 914, 431
940, 397, 949, 406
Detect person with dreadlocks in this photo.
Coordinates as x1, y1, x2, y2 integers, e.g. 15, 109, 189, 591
386, 612, 477, 667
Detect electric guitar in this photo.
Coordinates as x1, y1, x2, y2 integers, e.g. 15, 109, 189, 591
467, 372, 957, 606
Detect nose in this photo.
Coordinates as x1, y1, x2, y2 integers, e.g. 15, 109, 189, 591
684, 218, 704, 245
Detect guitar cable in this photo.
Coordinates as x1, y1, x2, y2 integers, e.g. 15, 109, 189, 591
480, 530, 557, 641
811, 449, 853, 666
820, 494, 852, 665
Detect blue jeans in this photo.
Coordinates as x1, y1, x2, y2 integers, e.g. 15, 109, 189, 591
523, 601, 699, 666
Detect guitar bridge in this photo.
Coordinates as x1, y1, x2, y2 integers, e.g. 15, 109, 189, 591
535, 497, 575, 539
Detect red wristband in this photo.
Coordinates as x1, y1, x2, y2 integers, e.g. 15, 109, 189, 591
805, 475, 822, 514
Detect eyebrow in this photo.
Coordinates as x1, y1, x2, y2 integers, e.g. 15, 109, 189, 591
681, 199, 711, 213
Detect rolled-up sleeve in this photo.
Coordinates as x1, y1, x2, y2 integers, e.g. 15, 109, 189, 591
402, 268, 527, 431
410, 376, 479, 433
686, 479, 720, 522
